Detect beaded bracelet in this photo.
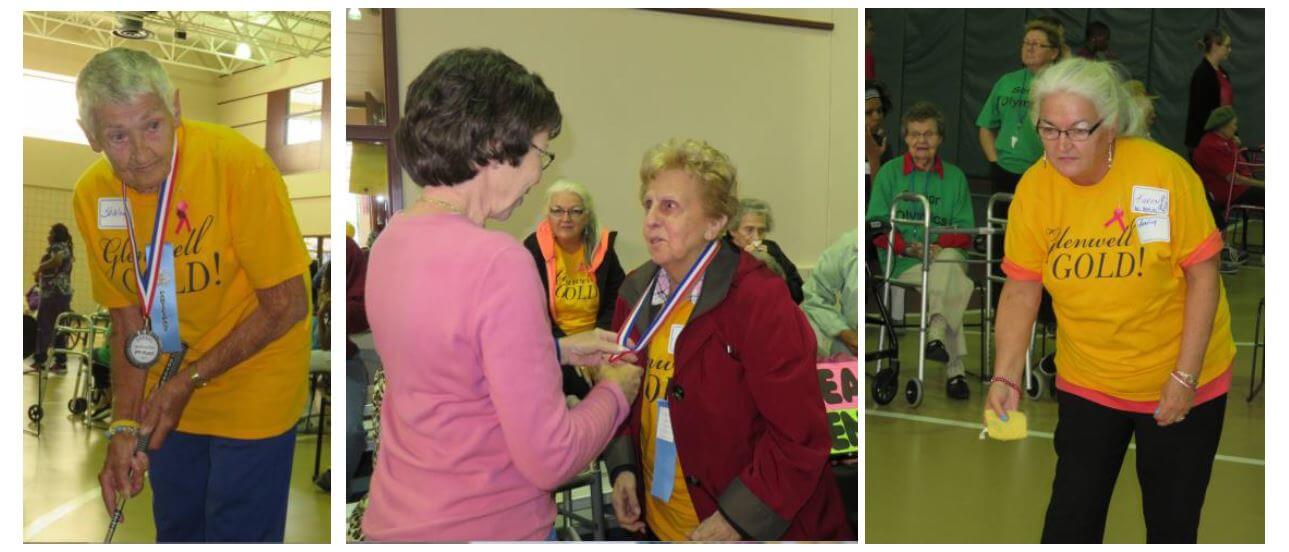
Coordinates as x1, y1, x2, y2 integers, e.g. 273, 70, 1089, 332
105, 420, 140, 440
990, 376, 1022, 396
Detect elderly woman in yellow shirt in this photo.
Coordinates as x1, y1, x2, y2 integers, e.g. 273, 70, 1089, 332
524, 179, 626, 401
989, 58, 1235, 544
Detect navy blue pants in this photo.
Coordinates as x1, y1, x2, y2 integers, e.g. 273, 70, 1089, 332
149, 428, 296, 542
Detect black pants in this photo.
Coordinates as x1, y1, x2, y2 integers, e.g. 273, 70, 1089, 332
1041, 391, 1227, 543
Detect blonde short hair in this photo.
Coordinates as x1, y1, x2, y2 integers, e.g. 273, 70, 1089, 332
76, 47, 176, 136
639, 138, 738, 223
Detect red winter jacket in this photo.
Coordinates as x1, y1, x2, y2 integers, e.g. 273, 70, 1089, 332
604, 243, 853, 541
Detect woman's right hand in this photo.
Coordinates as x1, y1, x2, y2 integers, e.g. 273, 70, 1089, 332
612, 471, 647, 533
595, 362, 643, 404
559, 329, 630, 366
98, 432, 148, 520
985, 377, 1021, 422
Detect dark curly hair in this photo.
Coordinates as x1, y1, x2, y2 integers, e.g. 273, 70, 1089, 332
395, 48, 562, 188
49, 223, 72, 246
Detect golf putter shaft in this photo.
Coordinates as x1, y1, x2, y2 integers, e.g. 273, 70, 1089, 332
103, 344, 188, 544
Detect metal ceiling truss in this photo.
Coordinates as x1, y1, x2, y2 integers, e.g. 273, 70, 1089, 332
23, 11, 330, 76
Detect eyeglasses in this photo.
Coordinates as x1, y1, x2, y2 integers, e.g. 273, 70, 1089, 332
549, 206, 586, 218
906, 131, 939, 141
1036, 119, 1105, 142
531, 143, 555, 170
1022, 41, 1054, 49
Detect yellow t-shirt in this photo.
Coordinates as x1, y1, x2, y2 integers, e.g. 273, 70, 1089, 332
552, 244, 599, 335
71, 120, 311, 439
1002, 137, 1235, 401
641, 299, 699, 541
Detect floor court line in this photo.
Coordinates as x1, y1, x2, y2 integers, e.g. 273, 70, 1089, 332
24, 486, 103, 540
866, 409, 1264, 467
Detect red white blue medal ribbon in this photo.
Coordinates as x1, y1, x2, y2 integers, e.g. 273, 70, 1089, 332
121, 138, 180, 318
611, 240, 720, 362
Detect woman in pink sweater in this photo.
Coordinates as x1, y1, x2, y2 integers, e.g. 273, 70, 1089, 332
361, 47, 642, 542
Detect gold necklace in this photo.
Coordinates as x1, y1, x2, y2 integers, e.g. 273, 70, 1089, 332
422, 197, 463, 214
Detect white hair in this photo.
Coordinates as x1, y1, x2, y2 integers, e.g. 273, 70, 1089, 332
542, 179, 600, 264
1029, 58, 1146, 138
728, 197, 775, 234
76, 47, 176, 135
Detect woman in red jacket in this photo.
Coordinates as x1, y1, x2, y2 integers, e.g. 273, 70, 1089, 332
605, 137, 852, 541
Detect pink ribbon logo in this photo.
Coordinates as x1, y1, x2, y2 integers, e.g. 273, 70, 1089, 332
175, 200, 192, 234
1103, 207, 1126, 233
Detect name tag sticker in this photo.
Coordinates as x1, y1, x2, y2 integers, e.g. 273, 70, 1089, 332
1136, 215, 1171, 244
1131, 186, 1170, 215
98, 198, 128, 229
656, 402, 675, 442
667, 324, 684, 355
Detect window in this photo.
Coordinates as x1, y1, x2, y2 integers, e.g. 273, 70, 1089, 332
22, 70, 88, 145
286, 82, 324, 145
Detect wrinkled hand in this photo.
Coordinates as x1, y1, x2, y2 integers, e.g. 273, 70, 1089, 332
612, 472, 646, 533
594, 362, 644, 404
98, 432, 149, 521
838, 330, 859, 355
689, 510, 742, 541
560, 329, 629, 366
743, 241, 768, 254
1154, 375, 1195, 427
906, 241, 925, 259
139, 375, 195, 450
985, 378, 1020, 423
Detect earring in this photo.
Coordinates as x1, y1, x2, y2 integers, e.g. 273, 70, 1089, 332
1107, 144, 1114, 168
1042, 151, 1048, 167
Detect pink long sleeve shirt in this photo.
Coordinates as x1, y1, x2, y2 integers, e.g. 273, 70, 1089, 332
361, 212, 628, 541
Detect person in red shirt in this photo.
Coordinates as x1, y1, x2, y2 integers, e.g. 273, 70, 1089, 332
1190, 106, 1262, 273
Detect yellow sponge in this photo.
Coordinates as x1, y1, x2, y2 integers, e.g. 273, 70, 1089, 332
984, 409, 1028, 440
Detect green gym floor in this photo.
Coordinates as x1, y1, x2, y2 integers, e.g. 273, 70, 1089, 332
22, 358, 331, 543
864, 256, 1265, 543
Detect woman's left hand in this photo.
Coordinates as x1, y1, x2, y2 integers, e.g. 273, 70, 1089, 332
1154, 376, 1195, 427
689, 510, 742, 541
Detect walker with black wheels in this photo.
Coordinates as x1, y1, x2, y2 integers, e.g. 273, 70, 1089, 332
877, 193, 931, 407
865, 220, 901, 406
981, 193, 1040, 397
51, 312, 95, 418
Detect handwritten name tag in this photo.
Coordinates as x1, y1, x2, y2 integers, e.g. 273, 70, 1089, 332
1136, 215, 1170, 244
1131, 186, 1170, 215
98, 198, 128, 230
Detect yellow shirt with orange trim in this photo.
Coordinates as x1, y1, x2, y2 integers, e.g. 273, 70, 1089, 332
551, 244, 599, 335
71, 120, 311, 439
1002, 137, 1235, 402
641, 299, 700, 541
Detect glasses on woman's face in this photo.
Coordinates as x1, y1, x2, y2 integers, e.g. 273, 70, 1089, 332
549, 206, 586, 219
531, 143, 555, 170
1036, 119, 1105, 142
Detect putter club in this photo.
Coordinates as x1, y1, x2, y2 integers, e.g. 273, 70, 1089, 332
103, 344, 187, 544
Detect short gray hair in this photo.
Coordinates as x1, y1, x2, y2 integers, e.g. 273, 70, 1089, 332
76, 47, 176, 135
543, 179, 600, 264
1029, 58, 1146, 139
728, 197, 774, 234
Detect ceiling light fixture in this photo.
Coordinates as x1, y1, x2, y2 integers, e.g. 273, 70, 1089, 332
234, 42, 252, 60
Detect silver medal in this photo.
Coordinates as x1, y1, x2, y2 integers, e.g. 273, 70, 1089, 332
125, 330, 161, 369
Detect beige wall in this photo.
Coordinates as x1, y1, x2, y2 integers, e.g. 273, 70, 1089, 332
395, 8, 859, 271
23, 37, 330, 314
